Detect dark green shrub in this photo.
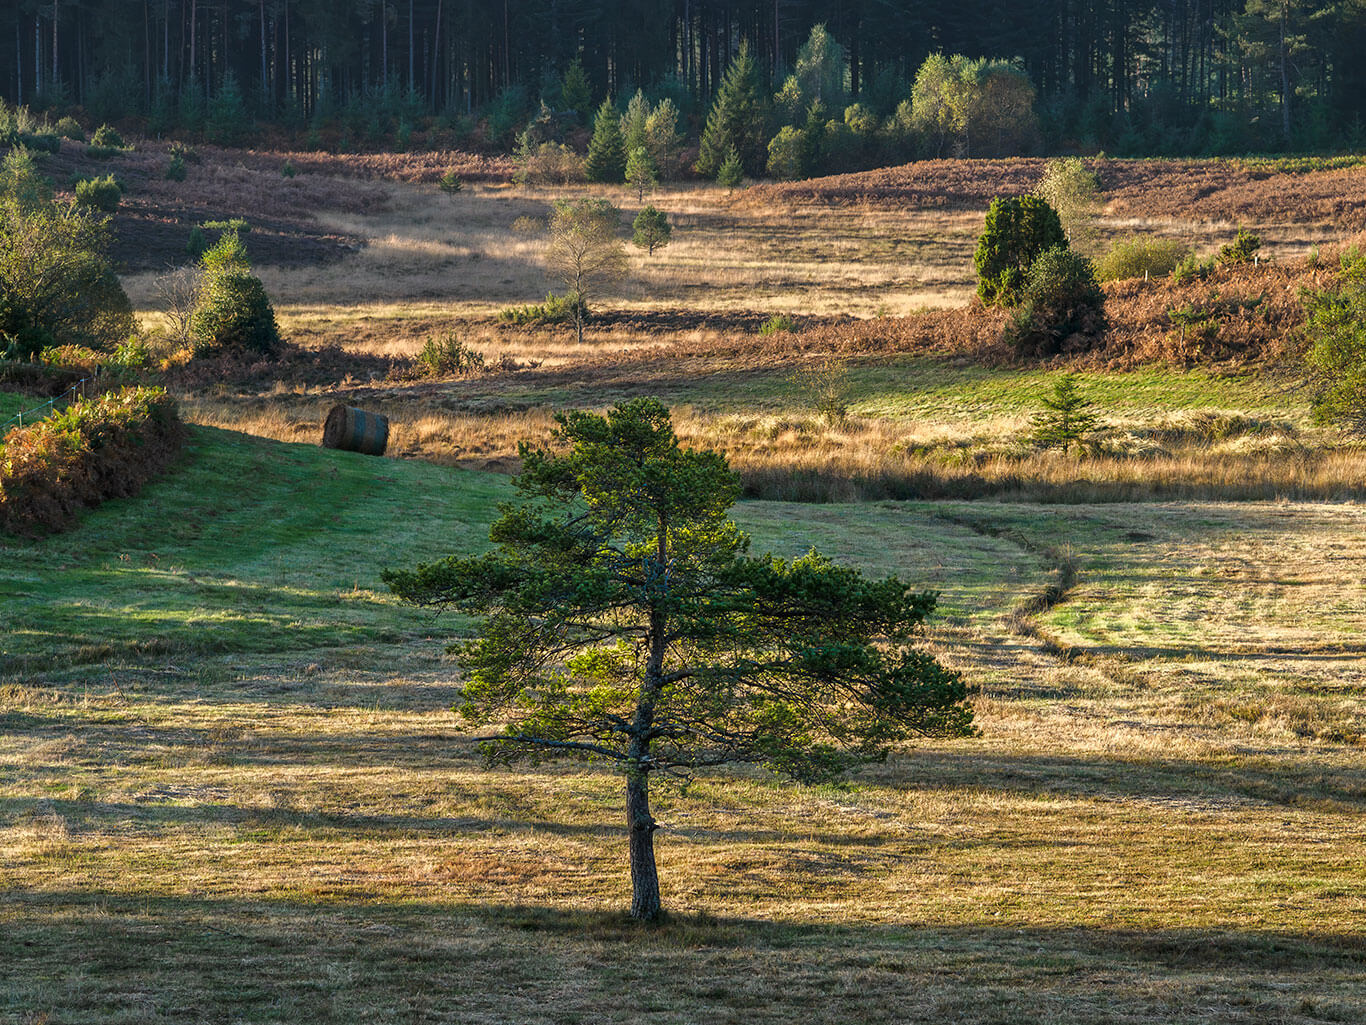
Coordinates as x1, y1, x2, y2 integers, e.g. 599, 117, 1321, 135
189, 232, 281, 356
1302, 248, 1366, 432
74, 175, 123, 212
631, 205, 671, 255
1217, 228, 1262, 266
1004, 246, 1106, 357
90, 123, 125, 148
497, 292, 585, 326
165, 154, 187, 181
439, 169, 463, 194
0, 290, 55, 363
281, 160, 297, 178
190, 274, 280, 356
0, 147, 134, 351
186, 226, 207, 259
974, 195, 1067, 306
19, 132, 60, 154
85, 145, 121, 160
415, 334, 485, 377
759, 314, 797, 335
766, 126, 806, 180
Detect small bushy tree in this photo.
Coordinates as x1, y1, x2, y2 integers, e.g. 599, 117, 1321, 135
717, 147, 745, 189
974, 195, 1067, 306
631, 205, 671, 255
766, 125, 806, 180
1028, 373, 1100, 453
1303, 248, 1366, 431
1004, 246, 1107, 357
383, 398, 974, 921
625, 146, 657, 199
1035, 157, 1102, 255
74, 175, 123, 212
189, 231, 281, 356
546, 198, 628, 344
586, 98, 627, 183
0, 147, 133, 355
911, 54, 1038, 158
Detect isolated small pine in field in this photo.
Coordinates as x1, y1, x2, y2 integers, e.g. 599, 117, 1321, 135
439, 169, 463, 195
585, 98, 627, 183
717, 147, 744, 189
631, 205, 671, 255
625, 146, 657, 200
1217, 228, 1261, 265
1029, 373, 1099, 454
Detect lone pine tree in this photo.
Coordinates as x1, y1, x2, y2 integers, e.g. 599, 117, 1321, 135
384, 398, 975, 921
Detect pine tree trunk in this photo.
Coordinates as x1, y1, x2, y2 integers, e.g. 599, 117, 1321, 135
626, 770, 661, 921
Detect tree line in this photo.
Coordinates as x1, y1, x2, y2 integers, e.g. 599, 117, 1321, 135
3, 1, 1365, 154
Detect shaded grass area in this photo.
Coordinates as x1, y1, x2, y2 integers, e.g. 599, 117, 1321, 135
4, 893, 1363, 1024
4, 429, 1366, 1023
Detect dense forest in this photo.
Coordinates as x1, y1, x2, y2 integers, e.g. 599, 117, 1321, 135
3, 1, 1366, 156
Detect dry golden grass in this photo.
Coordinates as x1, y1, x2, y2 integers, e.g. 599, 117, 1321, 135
5, 487, 1366, 1023
127, 172, 1335, 326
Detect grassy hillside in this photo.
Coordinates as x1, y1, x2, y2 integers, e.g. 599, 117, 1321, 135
3, 424, 1365, 1024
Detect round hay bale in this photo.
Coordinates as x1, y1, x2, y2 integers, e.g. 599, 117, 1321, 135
322, 404, 389, 456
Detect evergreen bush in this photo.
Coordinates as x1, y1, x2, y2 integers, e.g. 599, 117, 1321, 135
1004, 246, 1106, 357
189, 232, 281, 357
74, 175, 123, 212
631, 206, 671, 255
974, 195, 1067, 306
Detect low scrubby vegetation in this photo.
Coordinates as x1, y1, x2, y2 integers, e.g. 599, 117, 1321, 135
0, 386, 184, 534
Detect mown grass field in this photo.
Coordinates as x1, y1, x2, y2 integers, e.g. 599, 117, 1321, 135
7, 153, 1366, 1023
3, 416, 1365, 1024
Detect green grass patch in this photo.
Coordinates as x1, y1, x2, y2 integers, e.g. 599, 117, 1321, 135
847, 359, 1300, 423
0, 425, 509, 672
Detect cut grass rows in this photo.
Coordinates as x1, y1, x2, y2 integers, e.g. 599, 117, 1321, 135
4, 425, 1366, 1022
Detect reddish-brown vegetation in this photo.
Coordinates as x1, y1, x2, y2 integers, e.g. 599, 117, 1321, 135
0, 387, 185, 535
741, 157, 1366, 227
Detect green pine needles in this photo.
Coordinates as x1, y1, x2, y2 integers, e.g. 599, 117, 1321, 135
1028, 373, 1100, 454
585, 98, 627, 183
